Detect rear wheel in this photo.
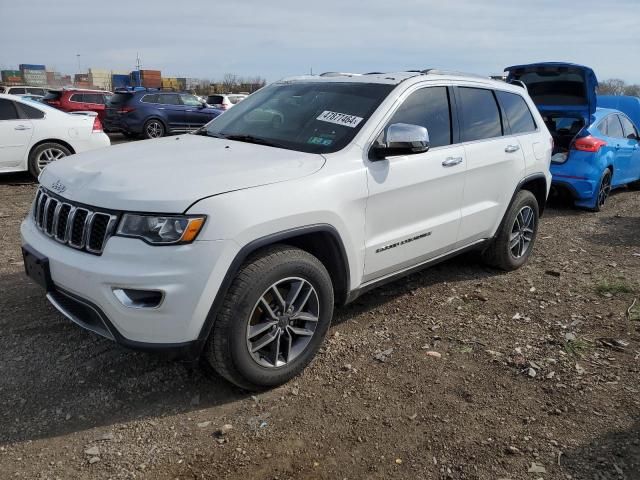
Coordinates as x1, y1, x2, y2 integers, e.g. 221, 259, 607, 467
482, 190, 539, 271
143, 119, 165, 139
205, 245, 334, 391
28, 142, 72, 178
592, 168, 612, 212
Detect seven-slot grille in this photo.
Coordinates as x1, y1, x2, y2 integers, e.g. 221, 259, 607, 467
33, 188, 119, 255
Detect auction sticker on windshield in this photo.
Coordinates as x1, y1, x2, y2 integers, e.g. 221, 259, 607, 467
316, 111, 363, 128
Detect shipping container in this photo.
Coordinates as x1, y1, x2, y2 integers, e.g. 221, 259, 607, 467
1, 70, 22, 82
112, 74, 130, 89
74, 73, 90, 83
19, 63, 46, 71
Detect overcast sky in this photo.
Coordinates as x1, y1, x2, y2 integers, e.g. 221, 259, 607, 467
1, 0, 639, 83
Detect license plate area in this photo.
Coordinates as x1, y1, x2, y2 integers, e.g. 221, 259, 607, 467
22, 245, 53, 291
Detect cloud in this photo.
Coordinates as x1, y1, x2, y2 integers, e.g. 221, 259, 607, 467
0, 0, 638, 83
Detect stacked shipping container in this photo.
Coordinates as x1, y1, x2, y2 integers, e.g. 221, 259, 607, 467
19, 64, 47, 86
1, 70, 23, 85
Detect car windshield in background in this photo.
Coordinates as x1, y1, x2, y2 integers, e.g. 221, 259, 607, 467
202, 82, 394, 153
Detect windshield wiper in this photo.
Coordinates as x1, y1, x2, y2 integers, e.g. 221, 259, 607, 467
194, 129, 226, 138
222, 134, 285, 149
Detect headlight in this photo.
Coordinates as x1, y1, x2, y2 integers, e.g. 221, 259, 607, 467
116, 214, 206, 245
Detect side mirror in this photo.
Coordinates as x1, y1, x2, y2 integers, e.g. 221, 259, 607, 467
198, 102, 207, 109
627, 133, 639, 141
371, 123, 430, 160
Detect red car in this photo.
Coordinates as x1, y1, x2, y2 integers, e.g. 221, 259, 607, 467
44, 88, 112, 121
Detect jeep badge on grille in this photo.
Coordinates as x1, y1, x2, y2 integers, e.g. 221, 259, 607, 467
50, 180, 67, 194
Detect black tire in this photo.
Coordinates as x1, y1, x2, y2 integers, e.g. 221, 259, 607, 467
142, 119, 165, 139
482, 190, 539, 271
592, 168, 612, 212
28, 142, 72, 178
205, 245, 334, 391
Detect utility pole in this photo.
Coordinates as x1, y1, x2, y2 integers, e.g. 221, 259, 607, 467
76, 54, 81, 73
136, 53, 141, 87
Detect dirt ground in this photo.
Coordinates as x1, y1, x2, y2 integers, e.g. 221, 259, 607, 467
1, 168, 639, 480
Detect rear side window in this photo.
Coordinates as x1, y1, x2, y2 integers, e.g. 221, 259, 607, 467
0, 99, 19, 120
17, 102, 45, 119
9, 88, 26, 95
27, 88, 45, 96
44, 91, 62, 101
386, 86, 451, 148
605, 115, 624, 139
159, 94, 179, 105
458, 88, 502, 142
70, 93, 84, 102
109, 93, 133, 105
619, 115, 638, 139
597, 119, 608, 136
496, 91, 536, 134
141, 94, 159, 104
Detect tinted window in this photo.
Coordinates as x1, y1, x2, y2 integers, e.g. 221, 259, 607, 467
606, 115, 624, 139
141, 94, 159, 104
619, 115, 638, 139
84, 93, 102, 104
0, 99, 19, 120
496, 91, 536, 134
386, 87, 451, 147
9, 88, 26, 95
108, 93, 133, 105
180, 94, 202, 106
70, 93, 84, 102
17, 102, 45, 119
27, 88, 45, 96
458, 88, 503, 142
44, 91, 62, 101
207, 95, 224, 104
159, 94, 180, 105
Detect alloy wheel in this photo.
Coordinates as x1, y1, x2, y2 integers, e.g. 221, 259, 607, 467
146, 121, 163, 138
36, 147, 67, 172
597, 171, 611, 208
246, 277, 320, 368
509, 206, 535, 258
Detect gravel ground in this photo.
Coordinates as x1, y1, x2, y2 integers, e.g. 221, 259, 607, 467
1, 167, 639, 480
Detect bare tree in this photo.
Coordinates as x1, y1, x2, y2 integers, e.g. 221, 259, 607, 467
222, 73, 239, 93
598, 78, 627, 95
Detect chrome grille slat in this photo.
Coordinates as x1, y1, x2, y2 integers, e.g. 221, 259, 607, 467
32, 187, 118, 255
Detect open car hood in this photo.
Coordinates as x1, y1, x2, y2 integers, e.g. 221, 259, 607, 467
505, 62, 598, 119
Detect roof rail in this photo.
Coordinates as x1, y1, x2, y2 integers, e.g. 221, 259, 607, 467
508, 79, 528, 91
319, 72, 362, 77
420, 69, 487, 79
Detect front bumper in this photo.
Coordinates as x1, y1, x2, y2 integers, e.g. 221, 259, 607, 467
21, 216, 237, 353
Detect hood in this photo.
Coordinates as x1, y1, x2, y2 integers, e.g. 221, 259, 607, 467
597, 95, 640, 130
39, 134, 326, 212
504, 62, 598, 119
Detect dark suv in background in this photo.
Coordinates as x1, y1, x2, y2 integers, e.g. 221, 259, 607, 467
104, 89, 223, 139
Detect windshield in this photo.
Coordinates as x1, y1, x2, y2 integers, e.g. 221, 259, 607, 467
201, 82, 394, 153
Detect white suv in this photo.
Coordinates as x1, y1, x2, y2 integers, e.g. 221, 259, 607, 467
21, 70, 552, 390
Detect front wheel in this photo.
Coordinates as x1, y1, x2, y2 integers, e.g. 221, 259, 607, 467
205, 245, 334, 391
482, 190, 539, 271
28, 142, 72, 178
143, 119, 165, 139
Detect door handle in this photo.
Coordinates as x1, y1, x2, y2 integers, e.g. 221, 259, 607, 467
505, 145, 520, 153
442, 156, 463, 167
14, 125, 31, 131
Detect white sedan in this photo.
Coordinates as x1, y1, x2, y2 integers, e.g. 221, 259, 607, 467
0, 94, 110, 178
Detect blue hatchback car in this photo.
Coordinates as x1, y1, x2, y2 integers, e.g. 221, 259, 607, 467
104, 89, 223, 139
505, 63, 640, 210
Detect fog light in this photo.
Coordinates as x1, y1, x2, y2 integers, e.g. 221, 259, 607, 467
112, 288, 164, 309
